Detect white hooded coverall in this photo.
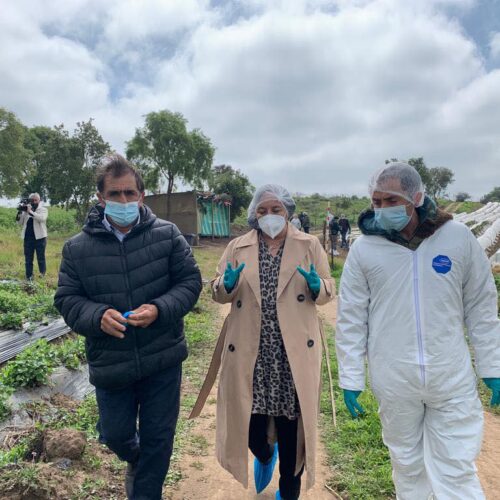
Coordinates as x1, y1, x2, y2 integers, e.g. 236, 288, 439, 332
336, 219, 500, 499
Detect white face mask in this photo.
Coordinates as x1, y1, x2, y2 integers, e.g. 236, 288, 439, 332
258, 214, 286, 239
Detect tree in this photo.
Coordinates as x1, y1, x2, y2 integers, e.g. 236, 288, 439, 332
209, 165, 254, 222
23, 126, 60, 199
455, 192, 471, 202
480, 186, 500, 204
407, 157, 432, 189
426, 166, 454, 200
0, 108, 31, 197
37, 120, 110, 222
126, 110, 215, 201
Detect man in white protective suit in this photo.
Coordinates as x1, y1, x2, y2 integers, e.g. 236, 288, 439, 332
336, 162, 500, 499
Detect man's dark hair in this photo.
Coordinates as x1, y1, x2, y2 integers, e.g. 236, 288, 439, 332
96, 155, 145, 193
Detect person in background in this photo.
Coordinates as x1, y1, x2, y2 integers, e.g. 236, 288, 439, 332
338, 214, 351, 249
16, 193, 48, 280
290, 213, 302, 230
191, 184, 334, 500
336, 162, 500, 500
328, 216, 340, 256
54, 155, 202, 500
300, 212, 310, 234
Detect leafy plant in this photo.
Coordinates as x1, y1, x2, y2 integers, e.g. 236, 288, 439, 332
0, 340, 56, 388
54, 337, 86, 370
0, 383, 12, 421
0, 282, 58, 329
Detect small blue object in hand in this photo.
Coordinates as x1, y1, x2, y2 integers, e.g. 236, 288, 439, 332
296, 264, 321, 293
123, 311, 134, 319
223, 262, 245, 293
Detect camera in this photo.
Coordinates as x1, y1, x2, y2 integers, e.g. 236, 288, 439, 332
17, 198, 30, 212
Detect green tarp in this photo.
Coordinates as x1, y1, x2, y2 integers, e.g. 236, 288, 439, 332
198, 199, 231, 237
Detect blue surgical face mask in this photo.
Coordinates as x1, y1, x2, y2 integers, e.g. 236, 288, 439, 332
374, 204, 412, 232
104, 200, 140, 227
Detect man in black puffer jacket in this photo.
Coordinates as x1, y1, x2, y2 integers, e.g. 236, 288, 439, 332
54, 155, 202, 500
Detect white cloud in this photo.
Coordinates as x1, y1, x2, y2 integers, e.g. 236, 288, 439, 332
490, 32, 500, 59
0, 0, 498, 198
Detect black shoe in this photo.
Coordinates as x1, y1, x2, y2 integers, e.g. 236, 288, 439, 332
125, 461, 138, 499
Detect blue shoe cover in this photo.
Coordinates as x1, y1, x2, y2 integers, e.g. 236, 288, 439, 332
254, 443, 278, 493
275, 490, 281, 499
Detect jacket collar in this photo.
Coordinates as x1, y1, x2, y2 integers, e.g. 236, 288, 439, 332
358, 196, 452, 249
234, 224, 312, 304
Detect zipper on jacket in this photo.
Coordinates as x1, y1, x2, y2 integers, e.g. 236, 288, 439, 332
120, 241, 142, 380
412, 252, 425, 385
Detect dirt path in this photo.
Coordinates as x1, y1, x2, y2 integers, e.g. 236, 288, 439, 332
477, 411, 500, 497
172, 302, 336, 500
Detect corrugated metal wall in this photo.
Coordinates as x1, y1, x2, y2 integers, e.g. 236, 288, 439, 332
144, 192, 198, 235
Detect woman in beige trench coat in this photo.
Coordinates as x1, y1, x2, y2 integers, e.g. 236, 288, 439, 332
190, 185, 334, 499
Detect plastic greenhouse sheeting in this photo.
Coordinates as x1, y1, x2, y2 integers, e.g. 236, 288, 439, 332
0, 318, 71, 364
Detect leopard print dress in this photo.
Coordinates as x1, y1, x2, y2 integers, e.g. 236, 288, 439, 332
251, 236, 301, 420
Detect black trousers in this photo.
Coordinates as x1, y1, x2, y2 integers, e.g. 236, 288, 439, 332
95, 365, 182, 500
249, 414, 304, 500
340, 231, 349, 248
24, 237, 47, 279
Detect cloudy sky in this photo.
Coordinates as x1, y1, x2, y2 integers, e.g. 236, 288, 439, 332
1, 0, 499, 198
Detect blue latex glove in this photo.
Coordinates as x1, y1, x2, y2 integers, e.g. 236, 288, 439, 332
343, 389, 365, 418
296, 264, 321, 294
483, 378, 500, 406
223, 262, 245, 293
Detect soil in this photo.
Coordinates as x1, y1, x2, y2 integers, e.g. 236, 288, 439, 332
0, 440, 126, 500
477, 411, 500, 497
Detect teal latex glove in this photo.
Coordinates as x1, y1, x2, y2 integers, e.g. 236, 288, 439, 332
483, 378, 500, 406
343, 389, 365, 418
296, 264, 321, 294
223, 262, 245, 293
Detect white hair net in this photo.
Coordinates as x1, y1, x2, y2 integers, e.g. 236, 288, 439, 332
368, 162, 425, 207
247, 184, 296, 229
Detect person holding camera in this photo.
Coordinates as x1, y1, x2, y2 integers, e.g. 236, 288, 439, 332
16, 193, 48, 280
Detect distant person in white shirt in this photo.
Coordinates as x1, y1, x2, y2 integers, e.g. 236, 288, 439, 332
16, 193, 48, 280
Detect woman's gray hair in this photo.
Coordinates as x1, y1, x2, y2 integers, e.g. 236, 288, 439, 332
247, 184, 296, 229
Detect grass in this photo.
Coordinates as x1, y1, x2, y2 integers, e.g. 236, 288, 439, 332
331, 257, 345, 291
454, 201, 484, 214
320, 323, 395, 499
